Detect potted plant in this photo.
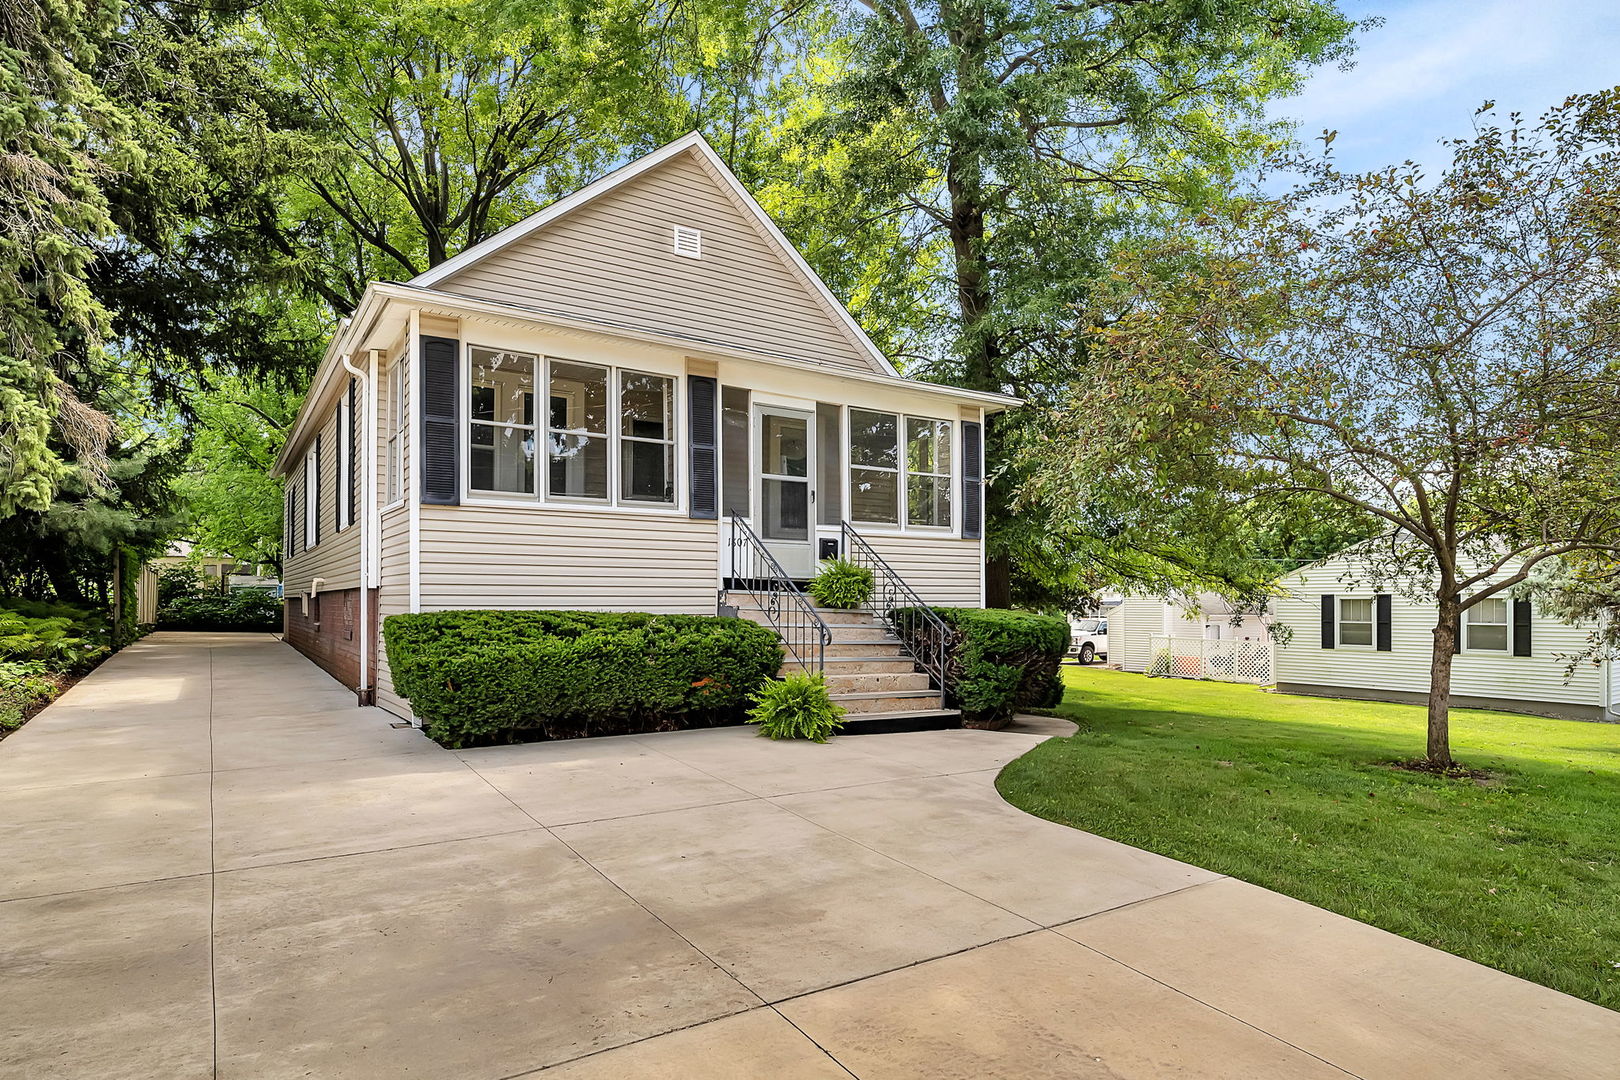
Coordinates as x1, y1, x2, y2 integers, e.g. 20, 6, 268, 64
808, 558, 874, 610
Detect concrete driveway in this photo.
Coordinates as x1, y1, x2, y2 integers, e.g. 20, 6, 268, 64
3, 632, 1616, 1079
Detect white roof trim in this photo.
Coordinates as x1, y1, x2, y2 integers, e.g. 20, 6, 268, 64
408, 132, 903, 379
381, 281, 1018, 404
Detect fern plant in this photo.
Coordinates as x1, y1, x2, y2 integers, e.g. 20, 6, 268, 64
807, 558, 874, 610
747, 672, 846, 741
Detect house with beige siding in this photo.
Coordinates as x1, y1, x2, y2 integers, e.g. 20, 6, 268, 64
270, 133, 1017, 725
1273, 553, 1619, 722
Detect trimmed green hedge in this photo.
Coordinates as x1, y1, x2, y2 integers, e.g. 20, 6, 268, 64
382, 609, 783, 747
890, 606, 1067, 729
158, 591, 282, 631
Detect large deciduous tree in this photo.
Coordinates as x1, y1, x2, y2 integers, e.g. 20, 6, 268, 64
1041, 93, 1620, 766
810, 0, 1359, 604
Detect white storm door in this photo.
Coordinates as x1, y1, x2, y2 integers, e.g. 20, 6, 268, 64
756, 405, 815, 578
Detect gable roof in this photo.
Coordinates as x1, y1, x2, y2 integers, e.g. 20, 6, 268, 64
412, 132, 900, 378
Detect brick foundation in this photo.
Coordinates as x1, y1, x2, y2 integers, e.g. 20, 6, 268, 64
284, 588, 377, 696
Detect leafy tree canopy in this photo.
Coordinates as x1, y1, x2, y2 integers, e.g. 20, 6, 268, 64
1038, 91, 1620, 763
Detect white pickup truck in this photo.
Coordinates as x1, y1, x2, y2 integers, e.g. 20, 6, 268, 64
1068, 617, 1109, 665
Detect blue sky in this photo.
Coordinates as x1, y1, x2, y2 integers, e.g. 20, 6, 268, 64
1271, 0, 1620, 176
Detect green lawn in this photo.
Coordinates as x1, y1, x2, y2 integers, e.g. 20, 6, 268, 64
997, 666, 1620, 1010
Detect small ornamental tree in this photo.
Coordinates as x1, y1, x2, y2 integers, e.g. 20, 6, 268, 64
1043, 92, 1620, 767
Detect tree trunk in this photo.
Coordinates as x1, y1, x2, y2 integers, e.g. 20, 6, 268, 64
1427, 601, 1458, 766
985, 551, 1011, 609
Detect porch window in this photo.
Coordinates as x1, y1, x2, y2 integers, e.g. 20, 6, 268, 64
849, 408, 900, 524
546, 360, 609, 500
469, 348, 537, 495
1466, 598, 1509, 651
721, 386, 750, 516
1338, 597, 1374, 647
849, 409, 954, 529
386, 359, 405, 504
816, 403, 842, 526
906, 417, 952, 527
619, 371, 674, 504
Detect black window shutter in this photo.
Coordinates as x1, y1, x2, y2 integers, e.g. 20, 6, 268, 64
1320, 594, 1335, 649
1375, 593, 1392, 651
419, 336, 460, 505
1453, 611, 1462, 654
688, 375, 718, 520
1512, 599, 1532, 657
346, 377, 358, 525
962, 420, 983, 540
313, 435, 322, 546
285, 485, 294, 556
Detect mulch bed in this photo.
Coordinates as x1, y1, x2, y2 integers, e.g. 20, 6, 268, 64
1386, 758, 1494, 781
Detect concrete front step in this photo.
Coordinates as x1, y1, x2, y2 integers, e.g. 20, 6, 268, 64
840, 708, 962, 734
831, 689, 945, 714
732, 599, 874, 625
824, 671, 933, 694
782, 657, 917, 676
826, 641, 912, 658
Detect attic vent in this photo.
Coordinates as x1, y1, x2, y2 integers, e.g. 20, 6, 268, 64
672, 225, 702, 259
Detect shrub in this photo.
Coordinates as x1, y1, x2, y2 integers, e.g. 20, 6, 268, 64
383, 609, 784, 748
0, 603, 111, 671
747, 672, 845, 741
890, 606, 1067, 729
807, 558, 874, 609
158, 590, 282, 631
0, 660, 65, 733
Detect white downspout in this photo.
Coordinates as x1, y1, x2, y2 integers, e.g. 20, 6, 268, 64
341, 351, 372, 704
407, 309, 422, 614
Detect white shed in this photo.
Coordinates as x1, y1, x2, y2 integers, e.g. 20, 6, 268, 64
1113, 593, 1271, 673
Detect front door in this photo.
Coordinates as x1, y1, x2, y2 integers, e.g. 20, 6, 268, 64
756, 405, 815, 578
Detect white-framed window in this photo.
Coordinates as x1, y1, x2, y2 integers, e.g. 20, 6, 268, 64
469, 347, 537, 495
460, 345, 679, 508
546, 359, 609, 500
849, 408, 900, 524
303, 446, 319, 550
386, 359, 405, 505
336, 392, 353, 530
1338, 597, 1374, 647
618, 370, 675, 505
906, 417, 952, 528
848, 409, 954, 529
1466, 598, 1509, 652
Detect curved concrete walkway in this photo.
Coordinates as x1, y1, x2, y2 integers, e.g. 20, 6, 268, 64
2, 632, 1616, 1079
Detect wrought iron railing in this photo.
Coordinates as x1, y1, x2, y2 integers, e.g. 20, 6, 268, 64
840, 521, 949, 708
722, 514, 831, 675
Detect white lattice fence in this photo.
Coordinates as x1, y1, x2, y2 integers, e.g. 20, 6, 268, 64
1148, 636, 1273, 685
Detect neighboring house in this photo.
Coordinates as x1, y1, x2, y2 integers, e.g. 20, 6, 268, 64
269, 133, 1017, 723
1112, 594, 1271, 673
1273, 553, 1620, 722
137, 543, 281, 624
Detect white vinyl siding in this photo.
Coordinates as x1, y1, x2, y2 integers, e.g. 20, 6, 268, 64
860, 534, 982, 607
419, 505, 718, 613
336, 392, 353, 530
434, 151, 884, 374
282, 398, 366, 596
1274, 555, 1604, 712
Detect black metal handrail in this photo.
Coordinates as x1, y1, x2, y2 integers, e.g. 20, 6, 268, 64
840, 521, 949, 708
722, 514, 832, 675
